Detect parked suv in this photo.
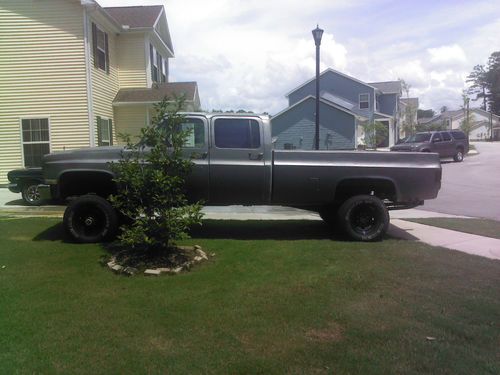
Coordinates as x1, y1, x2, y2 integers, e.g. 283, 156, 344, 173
390, 130, 469, 162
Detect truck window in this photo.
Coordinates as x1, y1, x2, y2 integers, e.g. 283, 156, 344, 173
180, 118, 205, 148
214, 118, 261, 149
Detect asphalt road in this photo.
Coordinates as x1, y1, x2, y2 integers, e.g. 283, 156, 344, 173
418, 142, 500, 221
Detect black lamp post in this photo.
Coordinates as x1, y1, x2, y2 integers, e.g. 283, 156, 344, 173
312, 25, 323, 150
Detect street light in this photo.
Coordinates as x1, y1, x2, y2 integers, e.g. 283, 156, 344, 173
312, 25, 323, 150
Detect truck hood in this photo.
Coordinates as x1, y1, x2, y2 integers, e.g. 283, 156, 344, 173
43, 146, 126, 163
390, 143, 423, 152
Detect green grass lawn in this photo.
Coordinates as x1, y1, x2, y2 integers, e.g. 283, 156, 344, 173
407, 218, 500, 240
1, 218, 500, 374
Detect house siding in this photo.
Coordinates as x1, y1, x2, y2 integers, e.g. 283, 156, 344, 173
288, 71, 375, 116
114, 105, 148, 141
88, 16, 120, 145
272, 98, 355, 150
0, 0, 89, 183
378, 93, 398, 116
117, 34, 148, 88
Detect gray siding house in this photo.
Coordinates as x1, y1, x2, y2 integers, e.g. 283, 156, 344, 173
272, 96, 361, 150
272, 69, 411, 149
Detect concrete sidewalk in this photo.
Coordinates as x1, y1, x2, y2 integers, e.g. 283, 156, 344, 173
389, 219, 500, 261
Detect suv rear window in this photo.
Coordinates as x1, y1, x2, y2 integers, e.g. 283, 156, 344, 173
450, 131, 466, 140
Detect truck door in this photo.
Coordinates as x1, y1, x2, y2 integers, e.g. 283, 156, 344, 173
209, 116, 267, 204
181, 116, 209, 203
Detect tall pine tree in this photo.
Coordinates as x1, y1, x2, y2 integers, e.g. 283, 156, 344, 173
466, 64, 488, 110
486, 52, 500, 115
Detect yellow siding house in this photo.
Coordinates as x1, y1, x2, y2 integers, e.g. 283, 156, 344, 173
0, 0, 201, 183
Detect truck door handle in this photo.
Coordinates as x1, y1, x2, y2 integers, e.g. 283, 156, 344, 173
248, 152, 263, 160
191, 152, 208, 160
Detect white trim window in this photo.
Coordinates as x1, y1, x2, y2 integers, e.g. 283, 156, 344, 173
359, 93, 370, 109
92, 23, 109, 73
21, 118, 51, 167
163, 59, 168, 83
97, 116, 113, 146
150, 44, 159, 82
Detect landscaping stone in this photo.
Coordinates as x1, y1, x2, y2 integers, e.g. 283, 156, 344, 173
123, 267, 138, 276
144, 269, 161, 276
194, 245, 202, 250
177, 245, 195, 251
111, 264, 123, 273
172, 266, 183, 274
194, 256, 202, 262
107, 261, 116, 268
195, 248, 208, 260
157, 267, 171, 274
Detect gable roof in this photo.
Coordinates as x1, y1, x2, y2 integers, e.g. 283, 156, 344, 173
113, 82, 199, 104
369, 81, 402, 94
285, 68, 378, 98
272, 95, 368, 120
103, 6, 163, 29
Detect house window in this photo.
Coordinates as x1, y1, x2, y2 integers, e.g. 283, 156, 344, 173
150, 44, 159, 82
92, 23, 109, 73
97, 117, 113, 146
21, 118, 50, 167
359, 93, 369, 109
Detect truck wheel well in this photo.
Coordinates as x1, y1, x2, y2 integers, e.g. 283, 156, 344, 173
58, 172, 116, 200
334, 179, 397, 204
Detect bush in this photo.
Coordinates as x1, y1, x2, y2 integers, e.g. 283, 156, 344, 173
109, 97, 203, 253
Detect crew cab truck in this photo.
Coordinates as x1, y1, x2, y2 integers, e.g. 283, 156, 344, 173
41, 113, 442, 243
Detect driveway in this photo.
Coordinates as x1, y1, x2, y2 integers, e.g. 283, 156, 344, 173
417, 142, 500, 221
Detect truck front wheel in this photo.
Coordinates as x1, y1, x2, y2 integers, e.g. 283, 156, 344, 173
63, 195, 118, 243
21, 182, 43, 206
338, 195, 389, 241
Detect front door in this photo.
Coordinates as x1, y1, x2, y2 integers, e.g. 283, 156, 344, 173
208, 116, 267, 204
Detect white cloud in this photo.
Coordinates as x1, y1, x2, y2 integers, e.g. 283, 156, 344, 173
428, 44, 467, 67
98, 0, 500, 113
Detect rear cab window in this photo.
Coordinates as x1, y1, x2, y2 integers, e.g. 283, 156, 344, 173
180, 118, 206, 148
214, 118, 261, 149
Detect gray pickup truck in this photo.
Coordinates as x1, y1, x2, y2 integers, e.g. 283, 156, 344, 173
41, 113, 442, 242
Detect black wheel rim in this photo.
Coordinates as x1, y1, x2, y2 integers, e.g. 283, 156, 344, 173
25, 185, 40, 203
349, 203, 380, 236
73, 205, 107, 238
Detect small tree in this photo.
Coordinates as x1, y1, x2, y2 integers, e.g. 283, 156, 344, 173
362, 121, 389, 150
109, 97, 203, 253
399, 78, 417, 136
460, 91, 475, 140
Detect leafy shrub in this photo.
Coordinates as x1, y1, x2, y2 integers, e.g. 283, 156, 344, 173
109, 97, 203, 253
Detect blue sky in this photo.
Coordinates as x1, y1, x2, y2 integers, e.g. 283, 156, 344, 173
100, 0, 500, 114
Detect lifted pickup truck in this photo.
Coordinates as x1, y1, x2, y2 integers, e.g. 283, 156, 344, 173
42, 113, 442, 242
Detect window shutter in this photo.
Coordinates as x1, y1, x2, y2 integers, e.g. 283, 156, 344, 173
109, 119, 113, 146
104, 32, 109, 74
92, 23, 98, 68
96, 116, 102, 146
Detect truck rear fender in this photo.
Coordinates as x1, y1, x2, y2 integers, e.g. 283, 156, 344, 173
333, 177, 399, 204
58, 170, 116, 200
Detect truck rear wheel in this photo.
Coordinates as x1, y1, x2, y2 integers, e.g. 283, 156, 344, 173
338, 195, 389, 241
63, 195, 118, 243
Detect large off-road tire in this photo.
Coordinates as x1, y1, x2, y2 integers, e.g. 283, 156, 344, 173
337, 195, 389, 241
453, 147, 464, 162
21, 182, 43, 206
318, 205, 339, 226
63, 195, 118, 243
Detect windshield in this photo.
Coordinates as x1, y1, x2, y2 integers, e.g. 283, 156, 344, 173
406, 133, 431, 143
